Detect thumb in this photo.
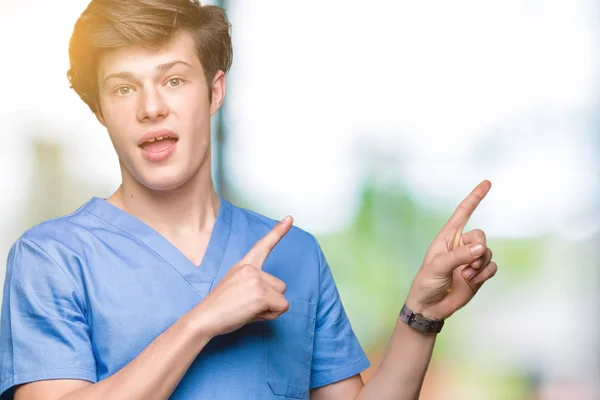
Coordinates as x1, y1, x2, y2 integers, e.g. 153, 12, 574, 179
434, 243, 485, 273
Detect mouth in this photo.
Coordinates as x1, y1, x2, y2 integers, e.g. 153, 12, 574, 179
138, 130, 179, 152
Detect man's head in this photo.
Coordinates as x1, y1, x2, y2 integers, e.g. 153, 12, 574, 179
68, 0, 232, 191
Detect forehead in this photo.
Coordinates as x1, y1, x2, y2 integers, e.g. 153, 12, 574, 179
98, 31, 201, 79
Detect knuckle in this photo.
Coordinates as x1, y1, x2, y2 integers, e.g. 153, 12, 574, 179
478, 263, 496, 282
239, 263, 257, 275
489, 262, 498, 275
281, 299, 290, 313
457, 203, 469, 213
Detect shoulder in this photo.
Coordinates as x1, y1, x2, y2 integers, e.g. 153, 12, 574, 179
19, 199, 96, 244
231, 201, 322, 261
7, 199, 98, 283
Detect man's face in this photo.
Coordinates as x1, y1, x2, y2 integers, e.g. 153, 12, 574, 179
96, 31, 224, 191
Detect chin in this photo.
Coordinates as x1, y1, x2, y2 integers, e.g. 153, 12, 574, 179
140, 178, 188, 192
131, 165, 195, 192
121, 149, 208, 193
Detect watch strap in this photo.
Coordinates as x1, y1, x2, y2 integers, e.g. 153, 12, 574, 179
399, 303, 444, 334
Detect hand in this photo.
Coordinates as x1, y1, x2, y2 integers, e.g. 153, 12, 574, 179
193, 216, 293, 337
405, 180, 497, 320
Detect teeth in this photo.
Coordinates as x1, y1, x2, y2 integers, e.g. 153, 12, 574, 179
144, 135, 173, 145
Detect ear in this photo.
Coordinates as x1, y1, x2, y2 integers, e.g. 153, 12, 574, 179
210, 70, 226, 116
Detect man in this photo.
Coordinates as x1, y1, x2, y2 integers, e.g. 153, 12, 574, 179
0, 1, 497, 399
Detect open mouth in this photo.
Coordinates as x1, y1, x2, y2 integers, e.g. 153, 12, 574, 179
140, 135, 179, 153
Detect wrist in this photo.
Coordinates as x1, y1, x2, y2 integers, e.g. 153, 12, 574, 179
404, 291, 445, 320
184, 306, 219, 342
404, 295, 426, 314
399, 303, 444, 335
404, 295, 435, 319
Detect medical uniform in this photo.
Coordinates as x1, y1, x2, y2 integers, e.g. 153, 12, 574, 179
0, 197, 370, 399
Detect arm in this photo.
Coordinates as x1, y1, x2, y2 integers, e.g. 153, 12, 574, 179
311, 321, 435, 400
353, 319, 435, 400
16, 308, 212, 400
7, 217, 294, 400
312, 180, 498, 400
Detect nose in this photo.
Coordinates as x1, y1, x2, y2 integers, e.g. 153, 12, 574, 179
137, 86, 169, 122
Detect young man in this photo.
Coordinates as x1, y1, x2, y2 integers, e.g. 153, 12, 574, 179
0, 1, 497, 399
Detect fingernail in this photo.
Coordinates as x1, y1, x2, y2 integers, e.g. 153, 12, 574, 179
463, 268, 476, 279
471, 244, 484, 256
282, 216, 292, 223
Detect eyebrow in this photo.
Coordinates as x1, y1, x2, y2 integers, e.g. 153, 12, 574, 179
103, 60, 193, 83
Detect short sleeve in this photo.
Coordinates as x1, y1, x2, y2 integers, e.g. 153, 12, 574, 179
0, 239, 97, 399
310, 240, 370, 389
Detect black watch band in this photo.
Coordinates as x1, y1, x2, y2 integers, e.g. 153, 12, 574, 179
399, 304, 444, 334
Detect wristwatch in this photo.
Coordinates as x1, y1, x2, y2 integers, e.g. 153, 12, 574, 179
399, 304, 444, 334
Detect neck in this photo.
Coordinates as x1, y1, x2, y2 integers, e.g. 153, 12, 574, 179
107, 158, 220, 237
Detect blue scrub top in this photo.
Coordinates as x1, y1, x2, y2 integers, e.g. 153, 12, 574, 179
0, 197, 370, 399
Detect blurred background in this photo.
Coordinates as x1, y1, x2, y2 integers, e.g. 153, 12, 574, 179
1, 0, 599, 399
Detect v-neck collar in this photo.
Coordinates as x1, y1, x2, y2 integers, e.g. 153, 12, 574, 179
83, 196, 234, 298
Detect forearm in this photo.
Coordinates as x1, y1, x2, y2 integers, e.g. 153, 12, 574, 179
59, 311, 212, 400
355, 318, 436, 400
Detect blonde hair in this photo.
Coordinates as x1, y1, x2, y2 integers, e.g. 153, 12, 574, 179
68, 0, 233, 113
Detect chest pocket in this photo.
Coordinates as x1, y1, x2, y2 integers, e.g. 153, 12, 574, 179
264, 299, 317, 399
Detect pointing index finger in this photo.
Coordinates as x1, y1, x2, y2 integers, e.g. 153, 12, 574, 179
241, 216, 294, 269
443, 180, 491, 234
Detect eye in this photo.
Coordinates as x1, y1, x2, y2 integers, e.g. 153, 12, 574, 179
167, 77, 184, 88
114, 86, 132, 96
